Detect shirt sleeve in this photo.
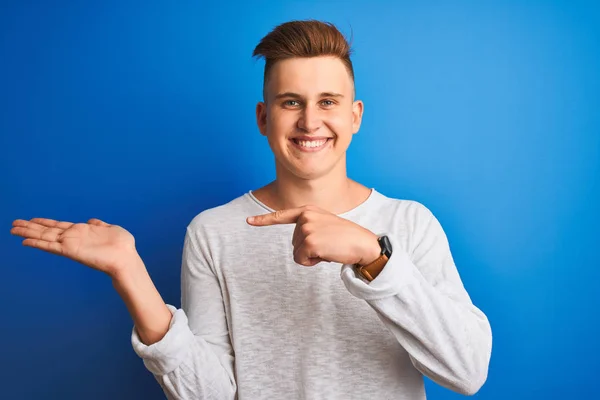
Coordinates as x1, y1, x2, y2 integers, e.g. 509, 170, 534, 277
340, 203, 492, 396
131, 226, 236, 400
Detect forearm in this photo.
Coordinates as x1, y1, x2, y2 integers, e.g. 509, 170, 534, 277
123, 244, 238, 399
369, 280, 491, 395
131, 315, 237, 400
342, 251, 492, 395
111, 255, 172, 345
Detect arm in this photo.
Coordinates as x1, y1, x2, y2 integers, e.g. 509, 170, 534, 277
341, 204, 492, 395
10, 217, 235, 399
130, 226, 236, 400
111, 256, 172, 346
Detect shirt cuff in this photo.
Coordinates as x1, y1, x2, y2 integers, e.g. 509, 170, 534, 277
341, 235, 418, 301
131, 304, 195, 375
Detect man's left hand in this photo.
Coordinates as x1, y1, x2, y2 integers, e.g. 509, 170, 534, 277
247, 205, 381, 267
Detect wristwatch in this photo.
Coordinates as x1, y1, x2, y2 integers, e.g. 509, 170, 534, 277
356, 235, 393, 281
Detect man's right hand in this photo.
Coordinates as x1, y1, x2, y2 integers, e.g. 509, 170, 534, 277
10, 217, 138, 279
11, 216, 174, 345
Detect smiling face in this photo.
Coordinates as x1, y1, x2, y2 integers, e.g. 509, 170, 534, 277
256, 56, 364, 181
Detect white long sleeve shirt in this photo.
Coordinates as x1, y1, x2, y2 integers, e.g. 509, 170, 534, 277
131, 189, 492, 399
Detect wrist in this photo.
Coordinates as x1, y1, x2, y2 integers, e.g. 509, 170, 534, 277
110, 254, 147, 287
356, 235, 392, 281
359, 233, 382, 266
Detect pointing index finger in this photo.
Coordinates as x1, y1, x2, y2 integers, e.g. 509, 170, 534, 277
247, 207, 304, 226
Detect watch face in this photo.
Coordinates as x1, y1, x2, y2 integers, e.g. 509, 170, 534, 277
378, 235, 393, 258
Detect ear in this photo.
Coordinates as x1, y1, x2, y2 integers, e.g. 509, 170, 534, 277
256, 101, 267, 136
351, 100, 364, 134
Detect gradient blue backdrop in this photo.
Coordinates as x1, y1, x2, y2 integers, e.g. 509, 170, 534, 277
1, 1, 598, 399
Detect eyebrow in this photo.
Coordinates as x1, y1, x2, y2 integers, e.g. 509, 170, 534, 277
274, 92, 345, 100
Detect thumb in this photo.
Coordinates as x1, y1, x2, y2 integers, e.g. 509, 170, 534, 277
87, 218, 111, 227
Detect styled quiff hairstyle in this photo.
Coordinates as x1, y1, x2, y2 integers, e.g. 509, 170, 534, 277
252, 20, 355, 99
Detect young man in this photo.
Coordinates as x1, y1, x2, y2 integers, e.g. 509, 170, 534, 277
11, 20, 492, 399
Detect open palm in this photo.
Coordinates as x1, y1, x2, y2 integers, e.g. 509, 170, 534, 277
10, 217, 137, 277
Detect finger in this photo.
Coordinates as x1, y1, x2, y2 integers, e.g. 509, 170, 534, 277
293, 240, 325, 267
88, 218, 111, 227
10, 226, 62, 242
22, 238, 64, 255
28, 218, 73, 230
292, 222, 312, 249
292, 224, 300, 248
305, 258, 324, 266
247, 207, 306, 226
12, 219, 62, 232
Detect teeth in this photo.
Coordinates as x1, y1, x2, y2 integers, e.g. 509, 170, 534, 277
296, 139, 328, 148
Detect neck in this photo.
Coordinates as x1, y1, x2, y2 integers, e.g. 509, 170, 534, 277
256, 157, 371, 215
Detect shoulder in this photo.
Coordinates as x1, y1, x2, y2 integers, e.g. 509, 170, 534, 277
186, 192, 258, 237
371, 190, 450, 254
371, 189, 436, 227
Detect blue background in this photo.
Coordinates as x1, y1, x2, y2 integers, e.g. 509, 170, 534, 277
1, 1, 598, 399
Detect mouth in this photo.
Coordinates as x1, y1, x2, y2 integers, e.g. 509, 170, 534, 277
289, 137, 333, 152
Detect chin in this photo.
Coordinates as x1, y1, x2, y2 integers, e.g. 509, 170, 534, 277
273, 147, 345, 181
288, 162, 338, 181
293, 171, 327, 181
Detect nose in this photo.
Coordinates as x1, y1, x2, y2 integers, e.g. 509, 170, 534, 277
297, 104, 322, 133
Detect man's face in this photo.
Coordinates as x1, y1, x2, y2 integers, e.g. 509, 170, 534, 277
256, 56, 364, 180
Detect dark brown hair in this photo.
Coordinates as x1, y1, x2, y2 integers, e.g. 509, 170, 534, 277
253, 20, 354, 97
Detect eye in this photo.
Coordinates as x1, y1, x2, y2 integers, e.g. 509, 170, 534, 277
283, 100, 300, 107
320, 99, 336, 107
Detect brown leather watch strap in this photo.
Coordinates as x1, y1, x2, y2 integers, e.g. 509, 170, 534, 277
356, 253, 389, 281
